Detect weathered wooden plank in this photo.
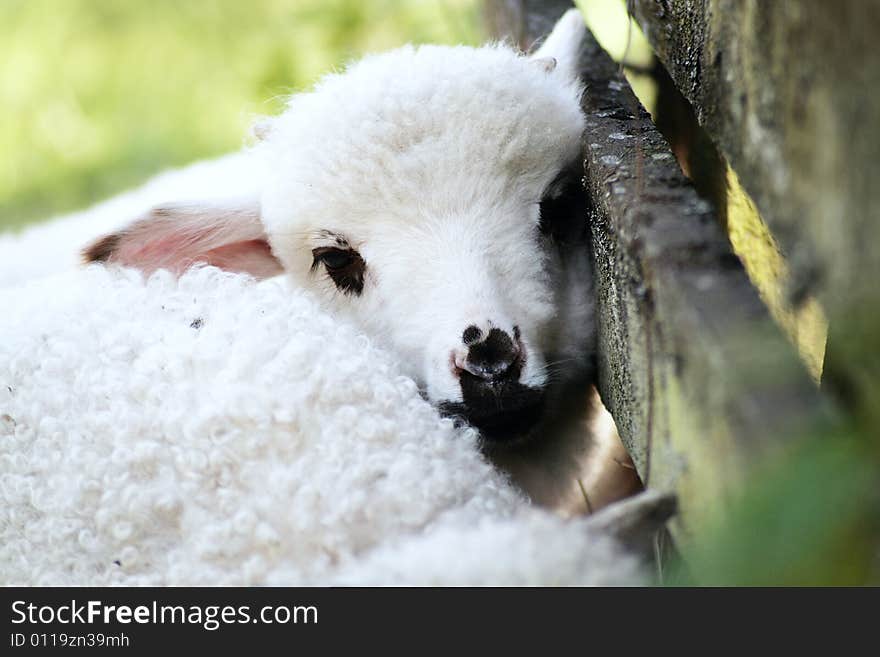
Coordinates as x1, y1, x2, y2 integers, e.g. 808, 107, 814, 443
486, 1, 829, 539
629, 0, 880, 396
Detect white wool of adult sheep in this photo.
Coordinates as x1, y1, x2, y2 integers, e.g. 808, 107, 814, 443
0, 262, 644, 585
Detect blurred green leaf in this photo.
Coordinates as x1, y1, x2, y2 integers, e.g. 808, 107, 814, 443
670, 420, 879, 586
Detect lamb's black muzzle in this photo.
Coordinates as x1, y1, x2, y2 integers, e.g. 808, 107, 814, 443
442, 325, 542, 442
439, 373, 545, 443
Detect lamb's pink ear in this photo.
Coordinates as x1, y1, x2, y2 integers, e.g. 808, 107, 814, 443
82, 201, 284, 279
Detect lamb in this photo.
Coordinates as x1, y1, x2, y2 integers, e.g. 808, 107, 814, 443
0, 10, 664, 585
81, 9, 639, 512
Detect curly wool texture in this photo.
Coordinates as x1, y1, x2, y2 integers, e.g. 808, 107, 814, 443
0, 265, 640, 585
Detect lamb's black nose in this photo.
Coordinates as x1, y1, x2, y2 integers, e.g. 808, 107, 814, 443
442, 324, 542, 442
462, 326, 521, 382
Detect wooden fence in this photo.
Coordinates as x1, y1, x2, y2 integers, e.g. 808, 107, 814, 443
484, 0, 872, 553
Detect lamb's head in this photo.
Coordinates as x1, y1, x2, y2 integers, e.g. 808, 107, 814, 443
84, 10, 593, 444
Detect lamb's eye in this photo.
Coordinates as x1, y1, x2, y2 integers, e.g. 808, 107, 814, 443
310, 246, 366, 296
316, 248, 354, 271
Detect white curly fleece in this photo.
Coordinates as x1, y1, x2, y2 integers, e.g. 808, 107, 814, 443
0, 263, 642, 585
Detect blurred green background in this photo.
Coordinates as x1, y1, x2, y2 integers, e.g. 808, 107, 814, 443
0, 0, 482, 231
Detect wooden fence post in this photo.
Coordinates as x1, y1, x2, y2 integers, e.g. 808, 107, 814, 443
627, 0, 880, 417
485, 1, 830, 542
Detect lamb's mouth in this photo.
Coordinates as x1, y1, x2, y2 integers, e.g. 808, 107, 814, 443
437, 377, 546, 444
